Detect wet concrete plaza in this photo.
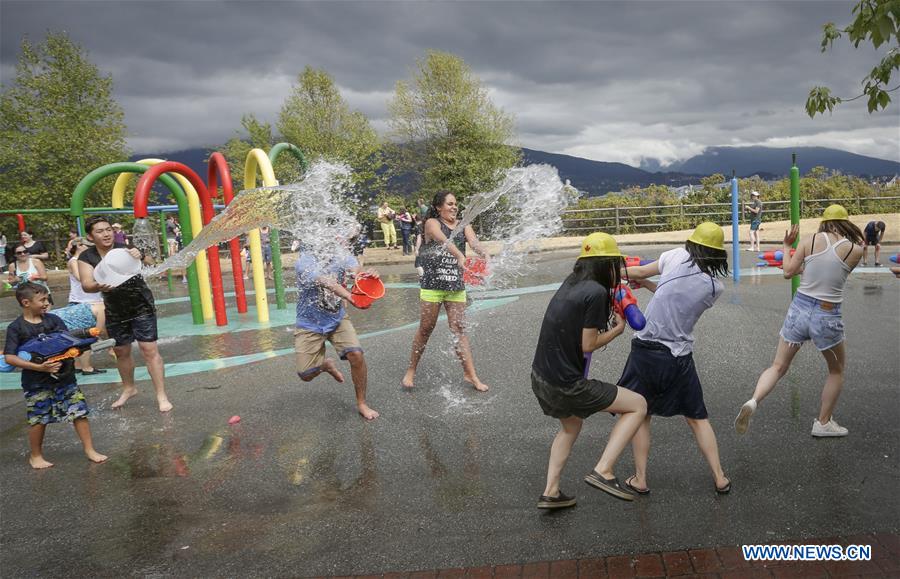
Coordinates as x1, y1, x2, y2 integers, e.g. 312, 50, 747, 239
1, 246, 898, 576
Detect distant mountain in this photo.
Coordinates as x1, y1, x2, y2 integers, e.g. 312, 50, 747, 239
520, 148, 684, 195
665, 146, 899, 177
134, 144, 898, 199
129, 149, 212, 179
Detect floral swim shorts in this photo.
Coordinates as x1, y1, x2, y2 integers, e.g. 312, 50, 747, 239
25, 383, 90, 426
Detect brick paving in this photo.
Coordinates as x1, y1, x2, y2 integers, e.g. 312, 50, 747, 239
310, 532, 899, 578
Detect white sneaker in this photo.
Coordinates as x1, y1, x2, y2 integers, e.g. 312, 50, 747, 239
734, 399, 757, 435
811, 418, 848, 437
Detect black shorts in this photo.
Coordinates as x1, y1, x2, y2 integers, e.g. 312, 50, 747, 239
865, 234, 879, 246
618, 338, 708, 419
106, 312, 159, 346
531, 370, 618, 419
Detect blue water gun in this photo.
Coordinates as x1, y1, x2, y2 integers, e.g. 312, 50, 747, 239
613, 283, 647, 331
0, 328, 115, 374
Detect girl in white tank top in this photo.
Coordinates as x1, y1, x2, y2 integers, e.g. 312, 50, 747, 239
735, 205, 864, 439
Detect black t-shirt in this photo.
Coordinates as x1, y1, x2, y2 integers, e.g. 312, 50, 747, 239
532, 279, 609, 386
24, 241, 48, 257
864, 221, 884, 240
4, 314, 76, 390
419, 220, 466, 291
78, 244, 155, 322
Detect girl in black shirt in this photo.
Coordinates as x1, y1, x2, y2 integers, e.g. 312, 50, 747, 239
532, 232, 647, 508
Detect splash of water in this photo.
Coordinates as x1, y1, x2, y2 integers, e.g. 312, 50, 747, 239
144, 161, 360, 275
131, 218, 159, 258
451, 164, 578, 288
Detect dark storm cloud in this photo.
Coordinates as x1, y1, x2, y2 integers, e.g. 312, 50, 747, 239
2, 1, 897, 164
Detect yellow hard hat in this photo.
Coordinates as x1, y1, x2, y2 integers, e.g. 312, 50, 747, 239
821, 204, 849, 221
579, 232, 623, 259
687, 221, 725, 251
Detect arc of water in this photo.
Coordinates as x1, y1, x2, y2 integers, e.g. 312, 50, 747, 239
208, 152, 248, 313
449, 171, 528, 242
133, 162, 228, 326
268, 142, 309, 310
70, 162, 204, 324
244, 148, 278, 323
112, 159, 215, 321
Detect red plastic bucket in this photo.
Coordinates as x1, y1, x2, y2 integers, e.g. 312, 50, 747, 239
463, 257, 489, 286
350, 274, 385, 309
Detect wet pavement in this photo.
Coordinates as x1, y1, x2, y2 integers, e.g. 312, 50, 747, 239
1, 246, 898, 577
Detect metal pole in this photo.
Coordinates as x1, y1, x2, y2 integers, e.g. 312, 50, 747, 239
731, 170, 740, 283
790, 154, 801, 296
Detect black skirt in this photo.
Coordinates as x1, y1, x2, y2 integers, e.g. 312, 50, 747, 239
618, 338, 708, 419
531, 370, 619, 420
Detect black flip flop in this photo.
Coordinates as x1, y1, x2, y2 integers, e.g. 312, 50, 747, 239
624, 475, 650, 495
715, 479, 732, 495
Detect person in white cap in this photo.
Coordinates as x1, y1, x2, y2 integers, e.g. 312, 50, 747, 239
78, 216, 172, 413
744, 191, 763, 252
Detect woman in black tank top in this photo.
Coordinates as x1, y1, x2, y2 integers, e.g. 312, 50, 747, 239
402, 191, 490, 392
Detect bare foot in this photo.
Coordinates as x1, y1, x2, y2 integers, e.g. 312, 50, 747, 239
111, 386, 138, 409
86, 450, 108, 463
321, 359, 345, 383
401, 369, 415, 388
157, 398, 173, 413
465, 376, 490, 392
29, 456, 54, 469
358, 404, 380, 421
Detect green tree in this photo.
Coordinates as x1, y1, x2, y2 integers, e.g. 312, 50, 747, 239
0, 32, 129, 253
388, 50, 520, 201
220, 114, 294, 187
277, 66, 382, 200
807, 0, 900, 116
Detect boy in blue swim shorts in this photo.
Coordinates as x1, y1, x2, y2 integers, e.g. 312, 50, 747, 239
4, 283, 107, 469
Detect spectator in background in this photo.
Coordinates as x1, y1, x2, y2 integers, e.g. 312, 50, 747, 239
112, 223, 127, 246
66, 239, 106, 375
19, 230, 49, 261
0, 232, 7, 270
8, 244, 51, 302
165, 216, 179, 256
744, 191, 762, 252
417, 197, 430, 222
377, 201, 397, 250
398, 206, 414, 255
261, 226, 274, 280
64, 228, 79, 258
863, 220, 886, 266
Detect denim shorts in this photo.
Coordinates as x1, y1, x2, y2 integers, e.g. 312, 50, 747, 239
750, 220, 761, 231
780, 292, 844, 351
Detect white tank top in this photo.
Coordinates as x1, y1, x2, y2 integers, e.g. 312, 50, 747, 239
67, 257, 101, 304
15, 258, 50, 292
797, 233, 853, 303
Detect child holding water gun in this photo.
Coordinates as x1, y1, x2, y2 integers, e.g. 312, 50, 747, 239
532, 233, 647, 508
617, 222, 731, 495
3, 282, 107, 469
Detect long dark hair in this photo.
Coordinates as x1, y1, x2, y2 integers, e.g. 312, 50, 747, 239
684, 240, 729, 278
565, 256, 623, 328
819, 220, 864, 245
427, 191, 455, 220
